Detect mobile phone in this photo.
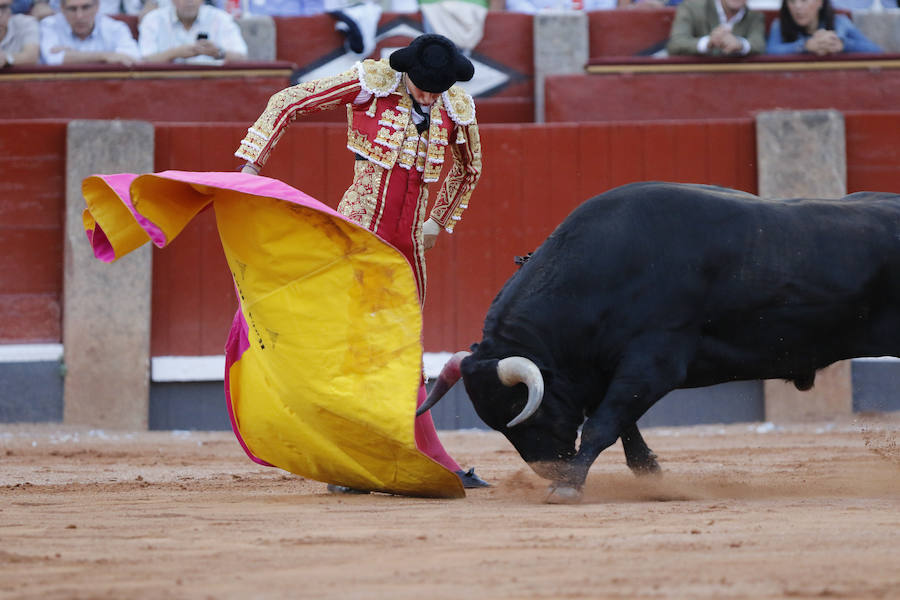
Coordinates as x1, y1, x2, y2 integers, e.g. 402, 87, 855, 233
197, 32, 209, 40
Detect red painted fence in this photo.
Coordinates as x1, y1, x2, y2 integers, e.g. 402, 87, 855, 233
0, 121, 66, 343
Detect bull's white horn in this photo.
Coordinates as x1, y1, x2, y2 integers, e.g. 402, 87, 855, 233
498, 356, 544, 428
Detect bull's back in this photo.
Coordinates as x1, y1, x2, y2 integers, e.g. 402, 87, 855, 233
490, 182, 900, 343
548, 182, 900, 292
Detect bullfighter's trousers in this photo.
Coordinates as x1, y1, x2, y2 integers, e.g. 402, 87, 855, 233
339, 160, 462, 473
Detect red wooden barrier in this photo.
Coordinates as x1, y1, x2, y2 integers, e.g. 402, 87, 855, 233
845, 111, 900, 195
548, 55, 900, 123
0, 121, 66, 343
0, 63, 295, 122
146, 120, 759, 355
4, 115, 899, 350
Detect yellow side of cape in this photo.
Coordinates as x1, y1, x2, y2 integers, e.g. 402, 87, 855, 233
82, 172, 463, 498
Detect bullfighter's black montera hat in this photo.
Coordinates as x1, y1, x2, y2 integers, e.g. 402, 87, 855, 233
389, 34, 475, 94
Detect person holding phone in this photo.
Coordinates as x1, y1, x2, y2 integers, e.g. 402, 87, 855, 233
138, 0, 247, 64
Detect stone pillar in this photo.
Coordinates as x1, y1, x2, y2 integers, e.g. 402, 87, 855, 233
533, 11, 588, 123
851, 9, 900, 53
64, 120, 154, 430
756, 109, 851, 422
237, 15, 276, 62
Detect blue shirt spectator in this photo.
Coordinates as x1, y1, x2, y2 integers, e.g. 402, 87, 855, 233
767, 0, 882, 54
40, 0, 140, 64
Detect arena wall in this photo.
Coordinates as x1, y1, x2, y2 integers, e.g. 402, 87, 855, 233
2, 7, 900, 429
3, 113, 900, 429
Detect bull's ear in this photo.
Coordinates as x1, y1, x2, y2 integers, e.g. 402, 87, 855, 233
469, 342, 480, 352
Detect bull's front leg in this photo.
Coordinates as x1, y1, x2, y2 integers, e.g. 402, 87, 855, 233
621, 423, 661, 476
544, 422, 659, 503
545, 342, 686, 504
543, 408, 622, 503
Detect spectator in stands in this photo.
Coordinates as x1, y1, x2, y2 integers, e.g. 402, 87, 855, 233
666, 0, 765, 56
767, 0, 882, 54
40, 0, 141, 64
138, 0, 247, 63
1, 0, 40, 66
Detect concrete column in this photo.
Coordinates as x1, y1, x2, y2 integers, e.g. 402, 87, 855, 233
533, 11, 588, 123
756, 109, 851, 422
64, 120, 154, 430
237, 15, 276, 62
851, 9, 900, 53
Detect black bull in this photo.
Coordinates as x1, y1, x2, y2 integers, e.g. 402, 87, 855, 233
420, 181, 900, 499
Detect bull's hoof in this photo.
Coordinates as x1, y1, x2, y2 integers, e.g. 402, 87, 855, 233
544, 484, 583, 504
627, 452, 662, 477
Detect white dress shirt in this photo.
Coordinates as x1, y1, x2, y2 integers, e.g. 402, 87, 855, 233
138, 4, 248, 64
40, 12, 140, 65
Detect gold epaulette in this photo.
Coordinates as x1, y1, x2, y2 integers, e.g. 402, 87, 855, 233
442, 85, 476, 126
357, 59, 402, 98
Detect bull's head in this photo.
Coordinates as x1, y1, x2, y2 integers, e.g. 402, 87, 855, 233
418, 351, 579, 480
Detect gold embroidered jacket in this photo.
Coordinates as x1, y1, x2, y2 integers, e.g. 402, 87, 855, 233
235, 59, 482, 233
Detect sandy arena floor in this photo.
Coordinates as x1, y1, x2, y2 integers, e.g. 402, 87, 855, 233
1, 414, 899, 600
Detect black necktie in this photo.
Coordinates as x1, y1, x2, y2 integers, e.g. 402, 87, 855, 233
412, 100, 429, 134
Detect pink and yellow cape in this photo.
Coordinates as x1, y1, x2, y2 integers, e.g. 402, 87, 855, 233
82, 170, 464, 498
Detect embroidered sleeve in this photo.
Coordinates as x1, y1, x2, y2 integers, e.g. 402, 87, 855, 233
429, 118, 482, 233
234, 67, 363, 168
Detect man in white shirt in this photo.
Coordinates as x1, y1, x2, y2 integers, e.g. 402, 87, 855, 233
40, 0, 140, 64
138, 0, 247, 64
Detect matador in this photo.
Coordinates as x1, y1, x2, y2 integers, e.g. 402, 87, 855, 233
235, 34, 487, 490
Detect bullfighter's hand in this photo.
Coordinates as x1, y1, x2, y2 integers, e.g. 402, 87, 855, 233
423, 218, 440, 251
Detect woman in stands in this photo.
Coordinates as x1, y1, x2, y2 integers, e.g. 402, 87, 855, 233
767, 0, 882, 54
